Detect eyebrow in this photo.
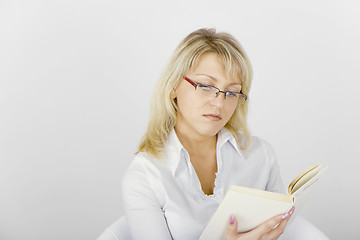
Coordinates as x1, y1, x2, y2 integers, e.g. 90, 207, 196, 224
195, 74, 241, 86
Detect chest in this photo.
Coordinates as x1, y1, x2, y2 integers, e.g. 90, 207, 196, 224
190, 154, 217, 195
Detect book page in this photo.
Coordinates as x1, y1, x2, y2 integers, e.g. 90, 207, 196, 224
292, 165, 327, 197
287, 164, 327, 225
288, 163, 320, 195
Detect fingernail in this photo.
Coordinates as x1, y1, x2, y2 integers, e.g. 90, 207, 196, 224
281, 213, 290, 220
230, 214, 236, 224
282, 206, 295, 220
289, 206, 295, 216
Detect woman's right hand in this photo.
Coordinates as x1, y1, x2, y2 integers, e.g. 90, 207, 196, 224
223, 206, 295, 240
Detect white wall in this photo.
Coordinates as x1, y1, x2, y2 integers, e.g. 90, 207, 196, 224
1, 0, 359, 239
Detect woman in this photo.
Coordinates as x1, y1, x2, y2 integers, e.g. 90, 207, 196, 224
122, 28, 294, 240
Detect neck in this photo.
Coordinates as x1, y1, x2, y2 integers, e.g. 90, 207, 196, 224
174, 126, 217, 157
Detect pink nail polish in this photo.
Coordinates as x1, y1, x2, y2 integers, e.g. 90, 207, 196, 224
230, 215, 236, 224
281, 213, 290, 220
289, 206, 295, 216
282, 206, 295, 220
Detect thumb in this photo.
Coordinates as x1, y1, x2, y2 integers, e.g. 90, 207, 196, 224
224, 214, 239, 239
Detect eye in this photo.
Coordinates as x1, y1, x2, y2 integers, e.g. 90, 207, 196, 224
226, 91, 239, 98
198, 83, 214, 91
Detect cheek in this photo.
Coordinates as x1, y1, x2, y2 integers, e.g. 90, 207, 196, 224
223, 105, 238, 121
177, 94, 201, 116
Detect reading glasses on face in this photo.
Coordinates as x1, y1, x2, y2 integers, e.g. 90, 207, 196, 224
183, 76, 247, 104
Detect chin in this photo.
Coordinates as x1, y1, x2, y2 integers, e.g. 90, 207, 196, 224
197, 125, 224, 137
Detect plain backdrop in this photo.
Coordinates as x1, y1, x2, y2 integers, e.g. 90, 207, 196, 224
1, 0, 359, 239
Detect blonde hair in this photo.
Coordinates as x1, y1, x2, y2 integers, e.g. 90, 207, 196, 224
137, 28, 253, 158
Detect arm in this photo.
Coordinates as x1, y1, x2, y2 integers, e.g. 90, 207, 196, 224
266, 158, 285, 194
259, 139, 285, 194
122, 163, 172, 240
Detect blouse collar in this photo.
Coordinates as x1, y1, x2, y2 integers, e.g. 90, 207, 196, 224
165, 128, 245, 177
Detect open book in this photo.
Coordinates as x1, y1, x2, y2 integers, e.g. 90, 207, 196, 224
200, 163, 327, 240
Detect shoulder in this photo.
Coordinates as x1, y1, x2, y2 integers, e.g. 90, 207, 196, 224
122, 152, 172, 192
123, 152, 165, 182
221, 129, 276, 161
250, 136, 276, 154
241, 135, 277, 164
121, 152, 169, 205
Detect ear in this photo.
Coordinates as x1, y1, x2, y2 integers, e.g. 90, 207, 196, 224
171, 88, 177, 99
170, 89, 178, 111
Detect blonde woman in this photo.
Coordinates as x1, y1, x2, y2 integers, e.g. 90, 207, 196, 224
118, 29, 311, 240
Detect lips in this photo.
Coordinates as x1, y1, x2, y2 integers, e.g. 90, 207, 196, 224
203, 113, 222, 121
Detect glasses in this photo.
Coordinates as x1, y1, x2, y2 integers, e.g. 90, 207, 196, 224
183, 76, 247, 104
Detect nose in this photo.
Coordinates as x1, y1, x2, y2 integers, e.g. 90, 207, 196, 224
210, 91, 226, 107
215, 90, 228, 99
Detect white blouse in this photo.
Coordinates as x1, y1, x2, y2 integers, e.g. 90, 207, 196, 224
121, 128, 285, 240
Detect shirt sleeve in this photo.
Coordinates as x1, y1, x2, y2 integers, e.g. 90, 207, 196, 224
266, 157, 285, 194
121, 161, 173, 240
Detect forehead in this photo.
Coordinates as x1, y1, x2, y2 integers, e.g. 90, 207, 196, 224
187, 52, 242, 83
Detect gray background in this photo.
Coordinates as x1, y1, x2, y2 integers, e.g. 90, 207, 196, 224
1, 0, 359, 239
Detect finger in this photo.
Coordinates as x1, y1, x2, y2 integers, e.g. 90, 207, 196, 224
224, 214, 239, 240
256, 205, 296, 233
254, 214, 284, 235
267, 206, 296, 239
266, 215, 289, 239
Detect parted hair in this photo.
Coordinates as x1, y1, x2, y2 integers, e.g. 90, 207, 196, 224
137, 28, 253, 158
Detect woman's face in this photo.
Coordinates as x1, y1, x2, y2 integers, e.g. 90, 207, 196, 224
173, 52, 241, 140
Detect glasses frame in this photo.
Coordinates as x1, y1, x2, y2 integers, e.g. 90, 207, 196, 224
183, 76, 247, 103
